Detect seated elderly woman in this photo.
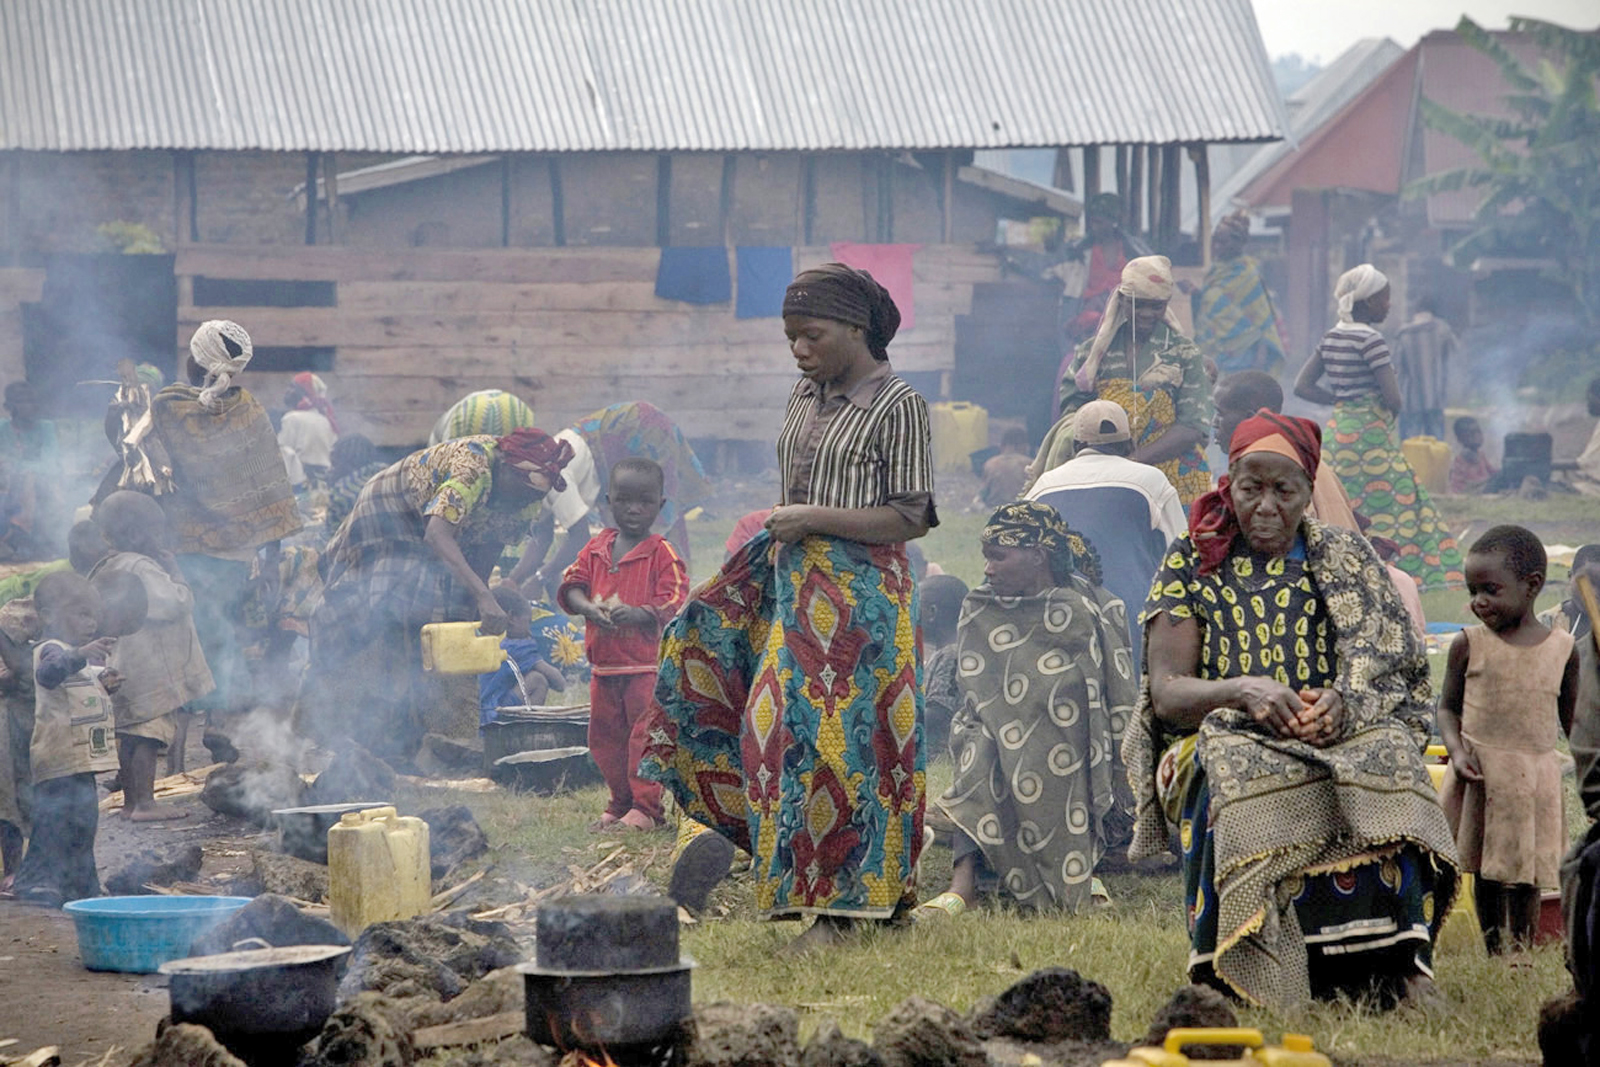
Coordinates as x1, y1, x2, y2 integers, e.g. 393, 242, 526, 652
1126, 411, 1459, 1009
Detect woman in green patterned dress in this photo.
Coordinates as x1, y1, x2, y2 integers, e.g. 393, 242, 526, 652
1127, 410, 1458, 1008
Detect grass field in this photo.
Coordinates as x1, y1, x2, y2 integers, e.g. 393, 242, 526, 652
453, 487, 1598, 1065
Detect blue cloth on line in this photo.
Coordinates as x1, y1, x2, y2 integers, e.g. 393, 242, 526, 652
655, 247, 732, 305
735, 247, 793, 318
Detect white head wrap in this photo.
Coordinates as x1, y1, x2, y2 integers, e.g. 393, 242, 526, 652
189, 319, 253, 411
1074, 255, 1183, 393
1334, 264, 1388, 325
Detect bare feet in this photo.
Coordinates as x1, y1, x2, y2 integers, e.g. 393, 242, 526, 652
126, 804, 190, 823
587, 813, 621, 833
778, 915, 856, 957
618, 809, 664, 831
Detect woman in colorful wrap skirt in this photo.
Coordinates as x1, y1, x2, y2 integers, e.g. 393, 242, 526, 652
1128, 409, 1459, 1008
1293, 264, 1463, 590
643, 263, 936, 953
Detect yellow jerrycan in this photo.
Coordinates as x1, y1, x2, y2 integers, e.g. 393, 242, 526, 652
1102, 1029, 1331, 1067
420, 621, 507, 674
327, 806, 432, 937
1401, 436, 1452, 496
929, 401, 990, 473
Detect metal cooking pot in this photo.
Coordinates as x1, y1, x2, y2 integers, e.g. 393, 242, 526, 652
160, 939, 350, 1046
520, 960, 694, 1049
271, 801, 389, 864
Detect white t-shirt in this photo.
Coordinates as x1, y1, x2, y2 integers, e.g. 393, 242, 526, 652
278, 409, 337, 469
545, 430, 602, 531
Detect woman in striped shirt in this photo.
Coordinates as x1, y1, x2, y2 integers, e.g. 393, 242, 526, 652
1294, 264, 1463, 590
644, 264, 936, 953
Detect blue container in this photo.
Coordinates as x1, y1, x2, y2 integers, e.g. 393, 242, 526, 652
63, 896, 251, 973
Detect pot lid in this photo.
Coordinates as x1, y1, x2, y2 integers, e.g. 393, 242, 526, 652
271, 802, 389, 816
517, 955, 696, 979
159, 944, 351, 974
494, 746, 590, 765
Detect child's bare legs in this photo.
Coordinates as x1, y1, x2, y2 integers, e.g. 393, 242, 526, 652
0, 820, 22, 885
948, 853, 979, 906
120, 735, 186, 822
1475, 877, 1507, 954
1506, 883, 1541, 951
167, 711, 191, 774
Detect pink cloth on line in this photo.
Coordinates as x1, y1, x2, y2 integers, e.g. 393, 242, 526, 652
828, 243, 921, 331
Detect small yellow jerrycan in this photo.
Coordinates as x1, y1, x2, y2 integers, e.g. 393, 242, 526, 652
1401, 436, 1452, 496
420, 621, 507, 674
1102, 1029, 1331, 1067
327, 806, 432, 937
929, 401, 990, 473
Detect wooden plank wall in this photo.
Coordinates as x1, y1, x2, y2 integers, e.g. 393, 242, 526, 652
174, 245, 1002, 447
0, 268, 45, 386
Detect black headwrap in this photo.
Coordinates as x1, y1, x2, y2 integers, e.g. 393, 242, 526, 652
981, 500, 1103, 587
782, 263, 901, 361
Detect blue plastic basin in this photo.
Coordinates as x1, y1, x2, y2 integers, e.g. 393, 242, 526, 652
63, 896, 251, 973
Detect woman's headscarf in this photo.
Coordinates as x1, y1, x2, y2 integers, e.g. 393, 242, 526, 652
1188, 410, 1323, 574
189, 319, 252, 411
1074, 255, 1185, 393
982, 500, 1103, 587
291, 372, 340, 434
435, 389, 536, 444
134, 363, 166, 390
782, 264, 901, 361
496, 428, 574, 493
1334, 264, 1388, 325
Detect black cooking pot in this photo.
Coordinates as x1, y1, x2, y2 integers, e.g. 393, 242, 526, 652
271, 801, 389, 864
160, 938, 350, 1059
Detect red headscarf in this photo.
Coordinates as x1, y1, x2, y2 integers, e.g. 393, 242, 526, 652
496, 428, 574, 492
1188, 409, 1322, 574
291, 372, 340, 434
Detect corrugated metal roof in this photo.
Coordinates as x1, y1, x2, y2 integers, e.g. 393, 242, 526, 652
0, 0, 1288, 153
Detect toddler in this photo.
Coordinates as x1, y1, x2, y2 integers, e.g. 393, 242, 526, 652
1449, 416, 1498, 495
559, 458, 688, 831
1439, 524, 1579, 953
974, 427, 1032, 508
11, 572, 121, 906
92, 492, 213, 820
479, 584, 567, 725
918, 573, 969, 756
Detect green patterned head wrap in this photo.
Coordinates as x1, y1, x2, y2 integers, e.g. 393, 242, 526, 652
981, 501, 1102, 587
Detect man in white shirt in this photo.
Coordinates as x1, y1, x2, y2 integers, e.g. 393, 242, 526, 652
1025, 400, 1186, 671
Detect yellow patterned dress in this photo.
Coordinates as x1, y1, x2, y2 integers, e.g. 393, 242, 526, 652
1039, 324, 1213, 506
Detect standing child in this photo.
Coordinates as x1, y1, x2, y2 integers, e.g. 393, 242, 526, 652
11, 572, 120, 906
1439, 524, 1580, 953
91, 492, 214, 821
559, 458, 688, 832
974, 428, 1032, 508
479, 584, 567, 726
918, 573, 969, 756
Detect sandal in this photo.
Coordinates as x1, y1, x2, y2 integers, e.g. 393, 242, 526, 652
668, 830, 736, 914
1090, 877, 1112, 908
588, 814, 621, 833
618, 809, 667, 831
912, 891, 968, 921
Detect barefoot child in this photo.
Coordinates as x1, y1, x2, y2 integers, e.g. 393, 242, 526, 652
559, 458, 688, 831
479, 584, 567, 725
1439, 524, 1580, 953
11, 573, 120, 906
1449, 416, 1499, 496
91, 491, 214, 821
918, 573, 969, 756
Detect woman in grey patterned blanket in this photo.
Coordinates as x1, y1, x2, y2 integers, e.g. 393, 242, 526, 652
919, 501, 1136, 918
1128, 409, 1458, 1009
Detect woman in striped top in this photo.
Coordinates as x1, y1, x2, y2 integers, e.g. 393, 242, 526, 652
1294, 264, 1463, 589
644, 264, 935, 953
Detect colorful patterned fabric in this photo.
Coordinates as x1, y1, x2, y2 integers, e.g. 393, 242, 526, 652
149, 384, 302, 555
431, 389, 536, 445
938, 577, 1136, 910
1327, 394, 1464, 590
574, 402, 710, 532
1126, 523, 1459, 1006
1040, 325, 1213, 506
641, 531, 924, 920
315, 438, 541, 652
1193, 256, 1287, 377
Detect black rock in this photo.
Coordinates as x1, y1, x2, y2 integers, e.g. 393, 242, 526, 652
199, 761, 307, 824
685, 1002, 802, 1067
1141, 985, 1241, 1060
802, 1020, 884, 1067
418, 805, 489, 879
969, 967, 1112, 1044
415, 733, 485, 778
307, 745, 398, 806
189, 893, 349, 957
105, 843, 204, 895
873, 996, 986, 1067
339, 912, 523, 1002
301, 992, 416, 1067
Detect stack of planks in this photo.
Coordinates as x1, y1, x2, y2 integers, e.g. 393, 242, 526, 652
174, 244, 1002, 447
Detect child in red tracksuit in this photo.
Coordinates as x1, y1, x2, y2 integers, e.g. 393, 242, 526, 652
559, 458, 688, 832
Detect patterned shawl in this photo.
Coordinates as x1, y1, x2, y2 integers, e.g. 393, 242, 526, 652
938, 577, 1137, 910
150, 384, 301, 555
1123, 519, 1459, 1006
1194, 256, 1287, 376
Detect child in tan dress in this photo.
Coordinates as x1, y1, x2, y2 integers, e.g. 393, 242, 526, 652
1439, 524, 1579, 953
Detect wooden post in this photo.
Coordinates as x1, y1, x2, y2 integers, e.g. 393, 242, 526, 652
655, 154, 672, 247
802, 156, 817, 245
304, 152, 319, 245
1152, 143, 1164, 247
1127, 147, 1144, 237
500, 157, 512, 247
1191, 144, 1211, 266
719, 155, 736, 246
1114, 145, 1129, 221
1161, 144, 1181, 250
1052, 146, 1074, 193
1083, 145, 1101, 200
548, 157, 566, 247
321, 152, 340, 244
941, 151, 955, 243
